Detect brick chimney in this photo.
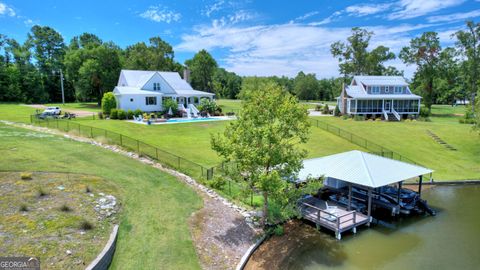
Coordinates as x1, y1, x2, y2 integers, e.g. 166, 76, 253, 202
183, 68, 191, 83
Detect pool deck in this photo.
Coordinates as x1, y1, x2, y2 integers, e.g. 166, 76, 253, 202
127, 116, 234, 125
299, 196, 370, 240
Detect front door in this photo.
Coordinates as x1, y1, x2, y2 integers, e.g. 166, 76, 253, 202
384, 100, 391, 112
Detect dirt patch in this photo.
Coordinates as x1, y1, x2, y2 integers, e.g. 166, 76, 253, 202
189, 193, 259, 269
0, 171, 121, 269
244, 220, 345, 270
23, 104, 94, 117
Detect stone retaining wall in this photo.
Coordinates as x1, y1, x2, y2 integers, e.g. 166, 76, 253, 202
85, 225, 119, 270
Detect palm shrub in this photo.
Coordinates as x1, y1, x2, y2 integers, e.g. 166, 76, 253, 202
163, 99, 178, 115
101, 92, 116, 115
322, 104, 330, 115
133, 109, 143, 117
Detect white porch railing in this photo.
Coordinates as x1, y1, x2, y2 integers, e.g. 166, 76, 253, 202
383, 110, 389, 120
392, 108, 400, 121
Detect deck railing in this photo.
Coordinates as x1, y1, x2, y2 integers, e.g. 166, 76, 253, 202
301, 202, 357, 232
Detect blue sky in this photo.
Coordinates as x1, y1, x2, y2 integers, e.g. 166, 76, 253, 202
1, 0, 479, 78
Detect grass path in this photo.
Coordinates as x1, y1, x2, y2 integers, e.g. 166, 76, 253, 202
0, 123, 203, 269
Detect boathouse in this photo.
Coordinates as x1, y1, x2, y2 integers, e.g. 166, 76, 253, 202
297, 150, 433, 240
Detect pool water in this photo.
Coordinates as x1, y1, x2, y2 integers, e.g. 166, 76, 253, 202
166, 117, 218, 123
253, 185, 480, 270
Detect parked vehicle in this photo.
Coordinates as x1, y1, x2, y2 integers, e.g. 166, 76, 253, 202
43, 107, 61, 115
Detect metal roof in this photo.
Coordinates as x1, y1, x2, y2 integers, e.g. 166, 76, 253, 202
354, 76, 409, 86
298, 150, 433, 188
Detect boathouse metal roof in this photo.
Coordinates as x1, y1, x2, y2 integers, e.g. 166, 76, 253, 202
298, 150, 433, 188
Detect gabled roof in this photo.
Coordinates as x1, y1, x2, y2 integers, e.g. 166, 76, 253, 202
298, 150, 432, 188
354, 76, 409, 86
119, 70, 194, 90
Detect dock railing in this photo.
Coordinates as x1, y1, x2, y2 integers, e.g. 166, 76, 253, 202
301, 202, 357, 232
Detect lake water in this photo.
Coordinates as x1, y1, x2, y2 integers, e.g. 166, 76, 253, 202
273, 185, 480, 270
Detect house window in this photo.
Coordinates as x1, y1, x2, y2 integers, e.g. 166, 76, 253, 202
394, 86, 403, 94
372, 86, 380, 94
385, 86, 389, 93
145, 96, 157, 105
130, 98, 134, 102
153, 82, 161, 91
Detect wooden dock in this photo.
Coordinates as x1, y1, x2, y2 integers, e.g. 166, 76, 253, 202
299, 196, 370, 240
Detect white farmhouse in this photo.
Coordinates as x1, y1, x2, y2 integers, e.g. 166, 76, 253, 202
113, 70, 214, 112
337, 76, 422, 121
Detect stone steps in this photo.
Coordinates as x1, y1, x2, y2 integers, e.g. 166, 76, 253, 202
426, 130, 457, 151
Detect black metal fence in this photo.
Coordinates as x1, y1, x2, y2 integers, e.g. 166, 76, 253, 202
30, 116, 214, 180
309, 118, 419, 165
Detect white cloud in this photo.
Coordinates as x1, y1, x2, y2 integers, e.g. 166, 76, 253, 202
388, 0, 465, 20
176, 21, 453, 78
211, 10, 256, 27
0, 2, 16, 17
290, 11, 319, 23
346, 3, 393, 17
203, 0, 225, 17
24, 19, 35, 26
427, 9, 480, 23
140, 5, 181, 23
308, 11, 342, 26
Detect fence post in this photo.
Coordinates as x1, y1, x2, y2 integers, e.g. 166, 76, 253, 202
120, 134, 123, 146
78, 123, 81, 134
90, 127, 93, 138
137, 140, 140, 153
93, 113, 95, 120
56, 119, 59, 129
229, 180, 231, 195
104, 129, 107, 138
178, 157, 181, 169
67, 121, 69, 131
156, 148, 159, 160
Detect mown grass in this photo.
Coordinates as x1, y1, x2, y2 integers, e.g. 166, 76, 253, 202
314, 115, 480, 180
0, 123, 203, 269
46, 102, 101, 113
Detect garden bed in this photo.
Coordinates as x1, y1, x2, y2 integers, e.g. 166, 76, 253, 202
0, 171, 121, 269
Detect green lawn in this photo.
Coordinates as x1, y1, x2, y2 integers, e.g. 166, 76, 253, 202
0, 123, 203, 269
0, 104, 38, 123
314, 116, 480, 180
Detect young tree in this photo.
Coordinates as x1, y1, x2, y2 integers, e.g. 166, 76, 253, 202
185, 49, 217, 92
211, 81, 315, 226
101, 92, 116, 115
400, 32, 442, 113
331, 27, 396, 78
455, 21, 480, 112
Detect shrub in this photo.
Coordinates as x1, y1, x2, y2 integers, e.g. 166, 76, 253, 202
110, 109, 118, 119
117, 109, 126, 120
419, 107, 431, 117
37, 187, 48, 197
353, 115, 366, 121
226, 111, 235, 116
198, 98, 218, 114
322, 104, 330, 115
273, 224, 284, 236
315, 104, 322, 111
60, 204, 72, 212
20, 172, 32, 180
334, 105, 341, 116
418, 116, 431, 122
97, 112, 104, 119
149, 113, 157, 119
19, 204, 28, 212
163, 99, 178, 115
79, 220, 94, 230
101, 92, 116, 115
207, 176, 227, 190
375, 117, 382, 121
342, 115, 349, 120
133, 109, 143, 117
126, 110, 134, 120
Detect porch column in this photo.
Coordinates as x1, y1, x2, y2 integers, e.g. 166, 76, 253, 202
418, 175, 423, 198
348, 184, 352, 211
367, 188, 372, 226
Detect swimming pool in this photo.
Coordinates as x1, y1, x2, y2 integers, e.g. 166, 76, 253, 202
166, 117, 219, 123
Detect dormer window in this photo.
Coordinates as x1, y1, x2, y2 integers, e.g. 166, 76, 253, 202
385, 87, 389, 93
371, 86, 380, 94
153, 82, 161, 91
394, 86, 403, 94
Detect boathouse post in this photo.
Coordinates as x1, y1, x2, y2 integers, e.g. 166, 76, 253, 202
418, 175, 423, 197
367, 188, 372, 226
397, 181, 402, 207
348, 184, 352, 211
